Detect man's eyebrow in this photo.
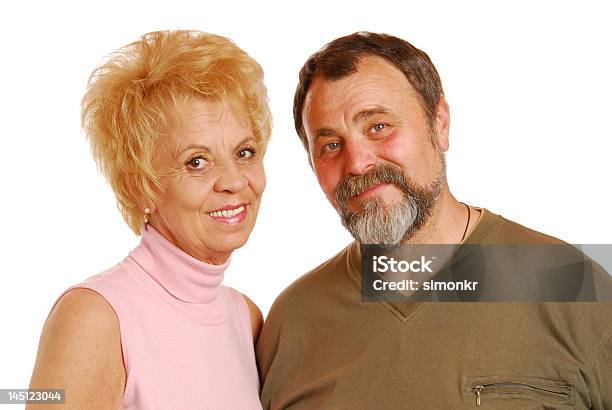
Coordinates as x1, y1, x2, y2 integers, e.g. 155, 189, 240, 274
314, 128, 337, 139
353, 106, 390, 122
312, 107, 390, 140
315, 105, 389, 139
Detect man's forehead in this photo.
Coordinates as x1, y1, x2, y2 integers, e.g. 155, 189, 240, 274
303, 56, 419, 123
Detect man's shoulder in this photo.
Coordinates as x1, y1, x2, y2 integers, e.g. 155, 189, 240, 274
483, 209, 592, 269
481, 208, 612, 301
265, 242, 357, 321
479, 208, 565, 244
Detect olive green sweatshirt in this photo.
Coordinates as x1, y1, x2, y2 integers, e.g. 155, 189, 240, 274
256, 209, 612, 409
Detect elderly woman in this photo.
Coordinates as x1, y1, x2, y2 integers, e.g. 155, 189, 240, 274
28, 30, 271, 409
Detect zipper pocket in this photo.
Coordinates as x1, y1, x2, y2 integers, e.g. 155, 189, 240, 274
470, 381, 573, 407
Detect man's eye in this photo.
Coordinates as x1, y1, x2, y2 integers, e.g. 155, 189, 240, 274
186, 155, 208, 170
237, 147, 256, 159
323, 142, 341, 152
371, 123, 388, 133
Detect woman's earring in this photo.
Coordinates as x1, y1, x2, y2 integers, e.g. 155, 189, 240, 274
144, 208, 151, 224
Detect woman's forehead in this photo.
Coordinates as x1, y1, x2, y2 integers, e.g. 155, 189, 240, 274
162, 99, 252, 159
171, 99, 250, 137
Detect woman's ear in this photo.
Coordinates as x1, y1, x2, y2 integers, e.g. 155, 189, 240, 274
139, 201, 156, 223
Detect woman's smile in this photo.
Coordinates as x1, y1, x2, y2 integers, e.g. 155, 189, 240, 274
207, 203, 248, 224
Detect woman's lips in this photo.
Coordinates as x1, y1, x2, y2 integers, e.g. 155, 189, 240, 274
207, 204, 247, 224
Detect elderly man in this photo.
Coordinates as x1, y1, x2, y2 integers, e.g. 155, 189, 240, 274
256, 32, 612, 409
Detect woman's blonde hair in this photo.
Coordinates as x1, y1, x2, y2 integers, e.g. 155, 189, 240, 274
81, 30, 272, 235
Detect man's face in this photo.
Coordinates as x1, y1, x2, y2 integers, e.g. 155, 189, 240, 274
302, 56, 449, 244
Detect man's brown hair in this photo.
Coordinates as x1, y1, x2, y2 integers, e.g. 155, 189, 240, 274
293, 31, 444, 151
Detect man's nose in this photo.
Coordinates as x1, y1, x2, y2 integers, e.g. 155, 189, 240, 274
343, 139, 377, 176
213, 161, 248, 193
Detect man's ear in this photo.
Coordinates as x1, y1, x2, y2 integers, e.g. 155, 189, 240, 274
302, 133, 315, 170
433, 97, 450, 152
307, 146, 314, 170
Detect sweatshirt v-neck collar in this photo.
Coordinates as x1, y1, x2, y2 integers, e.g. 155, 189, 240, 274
347, 208, 498, 321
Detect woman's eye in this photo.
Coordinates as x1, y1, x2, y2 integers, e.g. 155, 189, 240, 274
237, 147, 256, 159
323, 142, 341, 152
186, 155, 208, 170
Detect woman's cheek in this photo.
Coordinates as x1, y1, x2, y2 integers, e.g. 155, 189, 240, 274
176, 176, 213, 211
247, 163, 266, 196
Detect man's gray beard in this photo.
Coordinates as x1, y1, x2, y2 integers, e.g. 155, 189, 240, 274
335, 160, 445, 245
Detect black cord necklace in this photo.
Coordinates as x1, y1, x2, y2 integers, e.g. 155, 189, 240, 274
459, 202, 471, 242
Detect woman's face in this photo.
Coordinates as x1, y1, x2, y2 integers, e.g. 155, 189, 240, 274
149, 98, 266, 264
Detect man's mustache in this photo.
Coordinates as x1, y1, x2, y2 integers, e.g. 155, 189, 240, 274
335, 162, 408, 205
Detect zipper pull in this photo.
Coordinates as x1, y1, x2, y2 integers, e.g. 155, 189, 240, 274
472, 385, 483, 407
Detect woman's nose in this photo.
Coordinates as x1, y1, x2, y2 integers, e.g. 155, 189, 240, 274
213, 162, 248, 193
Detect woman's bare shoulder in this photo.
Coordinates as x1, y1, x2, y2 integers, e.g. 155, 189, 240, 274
240, 292, 263, 344
28, 288, 125, 408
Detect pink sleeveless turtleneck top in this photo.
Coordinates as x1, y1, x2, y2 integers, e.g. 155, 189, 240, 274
47, 224, 262, 409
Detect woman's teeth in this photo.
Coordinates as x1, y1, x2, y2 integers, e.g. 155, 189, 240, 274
208, 205, 245, 218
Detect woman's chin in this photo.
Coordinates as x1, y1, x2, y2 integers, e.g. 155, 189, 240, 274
209, 233, 252, 255
202, 214, 256, 251
214, 240, 247, 254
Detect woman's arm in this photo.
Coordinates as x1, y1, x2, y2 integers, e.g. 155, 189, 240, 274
28, 288, 126, 409
241, 293, 263, 344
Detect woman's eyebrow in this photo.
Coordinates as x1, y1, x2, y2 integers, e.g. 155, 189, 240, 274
175, 144, 210, 159
176, 136, 257, 158
233, 136, 257, 148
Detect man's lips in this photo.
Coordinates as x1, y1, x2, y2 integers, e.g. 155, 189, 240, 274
207, 203, 248, 224
353, 183, 391, 199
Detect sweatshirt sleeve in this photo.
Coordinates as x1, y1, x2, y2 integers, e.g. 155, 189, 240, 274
591, 325, 612, 409
255, 308, 278, 388
256, 296, 286, 410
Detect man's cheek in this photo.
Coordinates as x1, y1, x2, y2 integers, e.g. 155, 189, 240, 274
326, 186, 340, 207
323, 183, 340, 208
313, 164, 339, 204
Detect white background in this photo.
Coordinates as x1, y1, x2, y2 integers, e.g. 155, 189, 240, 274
1, 0, 611, 393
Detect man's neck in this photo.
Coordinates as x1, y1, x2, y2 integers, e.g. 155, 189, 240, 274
402, 186, 478, 245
